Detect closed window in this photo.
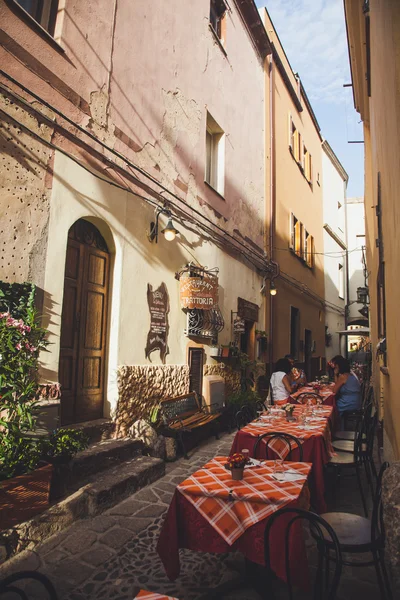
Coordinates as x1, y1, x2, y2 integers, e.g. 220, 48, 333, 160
338, 263, 344, 299
289, 115, 302, 164
290, 213, 303, 257
205, 112, 225, 196
304, 231, 314, 268
303, 146, 312, 184
14, 0, 59, 35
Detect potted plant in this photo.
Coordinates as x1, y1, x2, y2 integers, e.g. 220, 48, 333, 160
225, 452, 250, 480
255, 329, 267, 340
38, 429, 89, 465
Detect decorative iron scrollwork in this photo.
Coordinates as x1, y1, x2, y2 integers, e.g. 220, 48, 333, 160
185, 306, 224, 339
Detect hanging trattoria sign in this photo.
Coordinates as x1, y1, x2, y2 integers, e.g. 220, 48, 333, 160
145, 282, 169, 364
179, 275, 219, 310
233, 316, 246, 334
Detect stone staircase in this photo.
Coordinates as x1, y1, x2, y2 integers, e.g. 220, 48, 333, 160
0, 421, 165, 565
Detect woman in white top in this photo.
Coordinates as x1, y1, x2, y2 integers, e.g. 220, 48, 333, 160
270, 358, 293, 405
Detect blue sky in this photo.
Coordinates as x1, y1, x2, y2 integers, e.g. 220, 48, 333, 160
256, 0, 364, 197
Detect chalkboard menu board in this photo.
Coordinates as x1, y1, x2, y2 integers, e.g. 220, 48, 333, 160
145, 282, 169, 363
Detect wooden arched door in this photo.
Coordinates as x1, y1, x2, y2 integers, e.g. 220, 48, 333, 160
59, 220, 110, 425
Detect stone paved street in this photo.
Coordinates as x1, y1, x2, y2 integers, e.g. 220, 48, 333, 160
1, 432, 384, 599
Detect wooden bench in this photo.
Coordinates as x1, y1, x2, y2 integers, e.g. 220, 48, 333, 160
160, 392, 221, 459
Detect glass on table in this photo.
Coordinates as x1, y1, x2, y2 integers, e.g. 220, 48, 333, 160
273, 458, 285, 474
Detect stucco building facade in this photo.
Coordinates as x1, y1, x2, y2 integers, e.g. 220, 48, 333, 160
321, 141, 348, 361
0, 0, 274, 431
261, 8, 326, 379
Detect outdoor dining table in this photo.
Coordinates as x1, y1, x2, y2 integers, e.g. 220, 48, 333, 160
134, 592, 179, 600
229, 406, 334, 512
157, 456, 312, 591
291, 383, 336, 407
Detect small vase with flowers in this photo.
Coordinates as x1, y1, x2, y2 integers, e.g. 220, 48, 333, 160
281, 403, 296, 422
225, 452, 250, 480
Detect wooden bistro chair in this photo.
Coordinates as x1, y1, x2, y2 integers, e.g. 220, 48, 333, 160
264, 507, 342, 600
254, 432, 304, 462
0, 571, 58, 599
316, 462, 392, 600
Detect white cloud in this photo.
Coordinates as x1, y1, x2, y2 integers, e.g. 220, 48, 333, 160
258, 0, 350, 104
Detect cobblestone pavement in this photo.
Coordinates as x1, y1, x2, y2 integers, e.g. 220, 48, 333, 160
1, 432, 385, 600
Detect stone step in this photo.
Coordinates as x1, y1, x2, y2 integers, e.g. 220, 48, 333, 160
51, 437, 145, 499
67, 418, 116, 443
0, 455, 165, 564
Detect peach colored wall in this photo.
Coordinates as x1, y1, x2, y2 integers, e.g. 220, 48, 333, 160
346, 0, 400, 460
262, 9, 325, 365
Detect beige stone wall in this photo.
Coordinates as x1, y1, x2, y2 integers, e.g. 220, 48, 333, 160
116, 365, 189, 435
0, 94, 53, 289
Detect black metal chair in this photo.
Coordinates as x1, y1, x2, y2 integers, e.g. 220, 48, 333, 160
334, 394, 373, 442
264, 507, 342, 600
253, 432, 304, 461
341, 384, 373, 434
235, 409, 248, 431
326, 415, 369, 517
0, 571, 58, 599
317, 462, 392, 600
333, 407, 378, 498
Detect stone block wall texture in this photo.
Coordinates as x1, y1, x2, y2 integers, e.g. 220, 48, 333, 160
116, 365, 190, 435
203, 364, 241, 399
0, 94, 53, 289
382, 462, 400, 590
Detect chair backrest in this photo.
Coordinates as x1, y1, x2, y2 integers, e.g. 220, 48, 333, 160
269, 382, 275, 406
371, 462, 390, 545
161, 392, 199, 423
296, 392, 322, 406
235, 409, 248, 431
264, 507, 342, 600
253, 431, 304, 461
0, 571, 58, 599
240, 404, 255, 422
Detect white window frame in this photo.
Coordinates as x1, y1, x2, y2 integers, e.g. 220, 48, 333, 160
205, 112, 225, 197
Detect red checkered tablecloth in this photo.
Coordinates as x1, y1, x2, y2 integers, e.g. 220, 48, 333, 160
177, 457, 311, 545
135, 591, 179, 600
239, 407, 334, 460
291, 384, 335, 402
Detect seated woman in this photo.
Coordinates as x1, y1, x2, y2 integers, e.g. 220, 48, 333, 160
269, 358, 293, 405
285, 354, 307, 391
332, 357, 361, 415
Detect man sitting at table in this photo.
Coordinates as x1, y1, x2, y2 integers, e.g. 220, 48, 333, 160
332, 356, 361, 415
285, 354, 307, 391
270, 358, 293, 405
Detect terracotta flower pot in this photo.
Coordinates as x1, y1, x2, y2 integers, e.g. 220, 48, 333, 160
230, 467, 244, 481
0, 463, 53, 530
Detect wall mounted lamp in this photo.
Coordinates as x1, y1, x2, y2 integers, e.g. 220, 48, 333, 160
269, 280, 277, 296
148, 207, 179, 243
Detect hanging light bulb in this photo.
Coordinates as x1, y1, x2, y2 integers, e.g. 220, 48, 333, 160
270, 280, 277, 296
161, 218, 179, 241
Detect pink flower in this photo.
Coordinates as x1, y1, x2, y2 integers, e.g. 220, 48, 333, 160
15, 343, 22, 351
25, 342, 30, 350
0, 312, 10, 319
30, 345, 37, 353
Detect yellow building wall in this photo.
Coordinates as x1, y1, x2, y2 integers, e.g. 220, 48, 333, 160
262, 9, 325, 368
354, 0, 400, 460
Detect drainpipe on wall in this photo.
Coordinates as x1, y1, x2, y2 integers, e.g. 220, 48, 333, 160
267, 53, 276, 374
344, 188, 350, 359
